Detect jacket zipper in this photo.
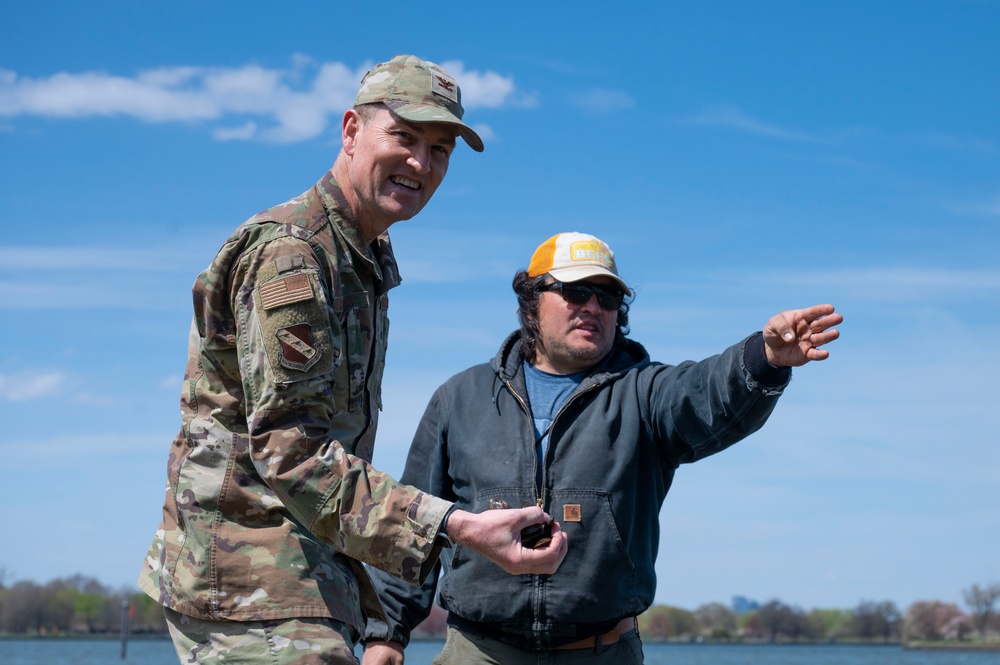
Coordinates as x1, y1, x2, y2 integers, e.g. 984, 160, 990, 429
503, 372, 603, 642
502, 376, 602, 511
503, 378, 542, 506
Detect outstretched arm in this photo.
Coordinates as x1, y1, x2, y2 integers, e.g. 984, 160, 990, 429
763, 304, 843, 367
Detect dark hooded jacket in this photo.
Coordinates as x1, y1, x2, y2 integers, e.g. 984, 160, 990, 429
366, 330, 789, 650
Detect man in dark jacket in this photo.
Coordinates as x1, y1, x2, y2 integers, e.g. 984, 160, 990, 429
363, 232, 842, 664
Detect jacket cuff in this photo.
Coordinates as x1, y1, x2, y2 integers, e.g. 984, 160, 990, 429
434, 504, 460, 549
408, 493, 454, 542
404, 493, 454, 584
363, 617, 410, 648
743, 331, 791, 389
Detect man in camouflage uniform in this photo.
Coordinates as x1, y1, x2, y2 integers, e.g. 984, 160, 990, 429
139, 55, 567, 665
362, 233, 842, 664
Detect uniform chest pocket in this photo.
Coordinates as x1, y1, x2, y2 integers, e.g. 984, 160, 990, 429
337, 291, 374, 413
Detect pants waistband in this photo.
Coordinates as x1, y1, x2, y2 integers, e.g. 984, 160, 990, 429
447, 613, 636, 651
554, 616, 637, 650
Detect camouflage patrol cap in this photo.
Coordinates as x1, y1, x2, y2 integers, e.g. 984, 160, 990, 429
354, 54, 485, 152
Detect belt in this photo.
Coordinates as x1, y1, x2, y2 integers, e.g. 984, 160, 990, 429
554, 616, 636, 650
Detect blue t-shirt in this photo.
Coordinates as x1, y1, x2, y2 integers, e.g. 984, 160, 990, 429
523, 362, 586, 493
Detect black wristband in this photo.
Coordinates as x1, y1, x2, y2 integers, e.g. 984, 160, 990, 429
744, 331, 791, 387
435, 505, 459, 548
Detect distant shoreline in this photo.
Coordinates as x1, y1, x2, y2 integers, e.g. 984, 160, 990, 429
903, 641, 1000, 652
3, 634, 998, 652
414, 636, 1000, 652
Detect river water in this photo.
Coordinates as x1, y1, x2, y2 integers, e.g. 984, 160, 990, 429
2, 638, 998, 664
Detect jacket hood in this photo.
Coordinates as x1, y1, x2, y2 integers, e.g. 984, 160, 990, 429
491, 331, 651, 383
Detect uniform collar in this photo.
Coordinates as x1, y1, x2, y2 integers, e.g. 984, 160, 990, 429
316, 170, 401, 294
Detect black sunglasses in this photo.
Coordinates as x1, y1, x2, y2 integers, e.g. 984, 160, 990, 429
539, 280, 624, 311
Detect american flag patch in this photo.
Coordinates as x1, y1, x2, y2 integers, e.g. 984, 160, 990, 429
259, 274, 313, 310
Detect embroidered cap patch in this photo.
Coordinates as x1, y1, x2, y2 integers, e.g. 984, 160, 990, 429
431, 72, 459, 104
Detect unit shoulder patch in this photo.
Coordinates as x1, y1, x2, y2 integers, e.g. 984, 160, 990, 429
275, 323, 321, 372
250, 269, 340, 384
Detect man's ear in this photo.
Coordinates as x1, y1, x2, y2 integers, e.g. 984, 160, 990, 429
341, 109, 361, 156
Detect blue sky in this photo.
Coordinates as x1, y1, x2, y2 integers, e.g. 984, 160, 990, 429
1, 2, 998, 614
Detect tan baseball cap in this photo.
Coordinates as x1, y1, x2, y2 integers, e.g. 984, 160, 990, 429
527, 232, 631, 295
354, 54, 484, 152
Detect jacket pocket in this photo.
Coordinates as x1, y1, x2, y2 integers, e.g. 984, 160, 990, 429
544, 489, 641, 618
438, 487, 537, 623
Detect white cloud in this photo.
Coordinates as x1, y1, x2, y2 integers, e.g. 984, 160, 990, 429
759, 266, 1000, 299
684, 105, 827, 142
570, 88, 635, 113
1, 431, 166, 459
946, 194, 1000, 218
389, 229, 525, 283
440, 61, 524, 108
0, 57, 523, 143
0, 370, 65, 401
681, 106, 997, 158
213, 121, 259, 141
469, 123, 497, 144
0, 243, 216, 309
0, 69, 218, 121
0, 246, 195, 272
158, 375, 182, 390
909, 130, 995, 153
0, 278, 157, 309
645, 266, 1000, 303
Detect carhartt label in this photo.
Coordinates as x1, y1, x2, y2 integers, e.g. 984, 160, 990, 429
563, 504, 582, 522
260, 274, 313, 310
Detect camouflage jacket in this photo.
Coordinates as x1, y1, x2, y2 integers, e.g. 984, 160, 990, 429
138, 170, 452, 632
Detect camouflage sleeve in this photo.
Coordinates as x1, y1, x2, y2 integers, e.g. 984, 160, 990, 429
366, 385, 454, 644
232, 234, 451, 585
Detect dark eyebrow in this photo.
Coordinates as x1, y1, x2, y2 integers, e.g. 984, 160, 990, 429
398, 117, 457, 147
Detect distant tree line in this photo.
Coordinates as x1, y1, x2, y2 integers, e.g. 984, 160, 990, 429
0, 572, 167, 636
1, 568, 998, 645
408, 585, 1000, 645
632, 584, 1000, 645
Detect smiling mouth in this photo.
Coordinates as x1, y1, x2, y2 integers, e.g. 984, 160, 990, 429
390, 176, 420, 191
